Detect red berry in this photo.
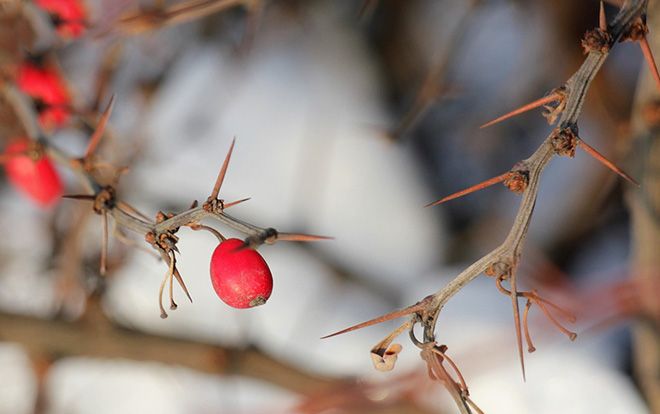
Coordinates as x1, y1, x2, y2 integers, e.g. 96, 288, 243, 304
3, 139, 63, 207
34, 0, 87, 38
210, 238, 273, 309
16, 62, 71, 129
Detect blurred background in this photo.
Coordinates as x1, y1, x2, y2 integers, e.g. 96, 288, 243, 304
0, 0, 658, 413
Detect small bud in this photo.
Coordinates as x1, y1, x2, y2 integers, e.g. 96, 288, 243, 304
620, 20, 648, 43
581, 28, 612, 54
92, 186, 116, 214
485, 261, 512, 278
503, 165, 529, 194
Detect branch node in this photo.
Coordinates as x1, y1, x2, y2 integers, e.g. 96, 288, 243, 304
92, 186, 116, 214
581, 28, 612, 54
504, 162, 530, 193
542, 86, 568, 125
620, 18, 648, 42
550, 125, 579, 157
484, 260, 512, 279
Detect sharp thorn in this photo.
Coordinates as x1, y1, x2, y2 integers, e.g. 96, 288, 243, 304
85, 95, 115, 159
480, 93, 561, 129
222, 197, 251, 209
276, 232, 334, 242
578, 140, 639, 186
209, 137, 236, 201
599, 1, 607, 31
425, 172, 510, 207
62, 194, 96, 201
173, 268, 193, 303
321, 303, 425, 339
638, 36, 660, 94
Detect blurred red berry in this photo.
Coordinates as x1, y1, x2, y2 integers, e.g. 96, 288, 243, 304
16, 62, 71, 129
3, 138, 63, 207
210, 238, 273, 309
34, 0, 87, 38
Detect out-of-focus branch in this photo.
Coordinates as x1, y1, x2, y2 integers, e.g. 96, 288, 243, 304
0, 303, 432, 414
628, 1, 660, 411
0, 306, 328, 395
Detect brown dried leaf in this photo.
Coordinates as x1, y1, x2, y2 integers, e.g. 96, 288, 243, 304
370, 343, 402, 372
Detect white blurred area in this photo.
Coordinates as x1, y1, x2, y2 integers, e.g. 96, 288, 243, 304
0, 1, 648, 413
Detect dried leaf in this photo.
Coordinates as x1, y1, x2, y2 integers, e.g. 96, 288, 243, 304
370, 343, 402, 372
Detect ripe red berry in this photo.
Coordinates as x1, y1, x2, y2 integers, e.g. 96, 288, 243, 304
210, 238, 273, 309
3, 139, 63, 207
16, 62, 71, 129
34, 0, 87, 38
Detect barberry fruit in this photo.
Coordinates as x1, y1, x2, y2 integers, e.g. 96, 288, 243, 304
16, 62, 71, 129
3, 139, 63, 207
34, 0, 87, 38
210, 238, 273, 309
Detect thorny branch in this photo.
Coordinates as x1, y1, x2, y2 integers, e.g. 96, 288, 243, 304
422, 0, 647, 348
5, 73, 329, 319
325, 1, 650, 412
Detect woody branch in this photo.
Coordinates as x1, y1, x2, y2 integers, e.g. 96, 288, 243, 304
421, 0, 647, 343
324, 2, 651, 412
